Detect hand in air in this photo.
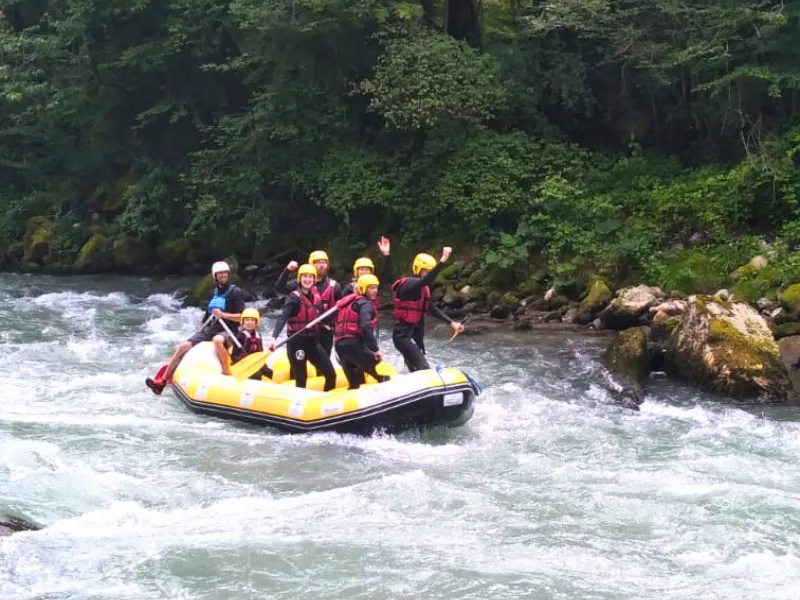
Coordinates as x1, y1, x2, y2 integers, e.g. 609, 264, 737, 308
267, 338, 276, 351
287, 261, 299, 271
440, 246, 452, 262
450, 321, 465, 334
377, 236, 391, 256
212, 308, 223, 317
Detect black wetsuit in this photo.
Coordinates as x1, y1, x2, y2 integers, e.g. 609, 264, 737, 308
271, 290, 337, 391
392, 262, 453, 372
335, 297, 387, 389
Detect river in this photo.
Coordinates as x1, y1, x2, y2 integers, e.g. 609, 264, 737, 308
1, 274, 799, 599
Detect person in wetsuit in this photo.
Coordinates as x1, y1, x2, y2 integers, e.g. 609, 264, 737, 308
275, 250, 343, 356
268, 263, 337, 391
391, 246, 464, 372
334, 274, 391, 389
146, 261, 245, 394
341, 236, 392, 297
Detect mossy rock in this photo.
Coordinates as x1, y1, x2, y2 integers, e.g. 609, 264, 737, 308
730, 263, 757, 281
599, 285, 664, 330
111, 235, 153, 272
498, 292, 519, 309
157, 239, 191, 274
576, 279, 612, 324
516, 279, 542, 298
432, 286, 446, 302
730, 266, 782, 303
548, 294, 570, 311
665, 296, 796, 403
466, 285, 489, 302
442, 287, 466, 307
22, 216, 54, 265
780, 283, 800, 315
602, 326, 651, 387
438, 262, 463, 282
483, 267, 519, 289
772, 322, 800, 340
75, 234, 113, 274
461, 302, 480, 313
468, 268, 488, 286
651, 313, 680, 342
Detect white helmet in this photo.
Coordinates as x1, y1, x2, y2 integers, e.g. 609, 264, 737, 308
211, 261, 231, 277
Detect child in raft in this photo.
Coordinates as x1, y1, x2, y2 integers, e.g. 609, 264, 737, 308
231, 308, 274, 380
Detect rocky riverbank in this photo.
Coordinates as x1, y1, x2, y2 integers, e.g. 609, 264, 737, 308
426, 272, 800, 411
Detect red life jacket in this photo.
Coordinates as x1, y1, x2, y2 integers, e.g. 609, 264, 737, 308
287, 288, 321, 335
391, 277, 430, 326
240, 329, 263, 353
318, 278, 337, 312
334, 295, 378, 341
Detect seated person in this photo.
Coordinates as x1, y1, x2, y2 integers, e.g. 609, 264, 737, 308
232, 308, 274, 380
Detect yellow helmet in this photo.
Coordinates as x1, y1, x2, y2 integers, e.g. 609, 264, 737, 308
308, 250, 329, 264
357, 274, 380, 295
240, 307, 260, 325
352, 257, 375, 277
412, 253, 437, 275
297, 263, 318, 283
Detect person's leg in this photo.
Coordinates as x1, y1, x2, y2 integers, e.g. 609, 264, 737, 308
335, 340, 364, 389
212, 334, 232, 375
306, 340, 337, 391
149, 328, 213, 393
288, 337, 309, 388
318, 327, 334, 356
392, 331, 429, 372
350, 343, 389, 383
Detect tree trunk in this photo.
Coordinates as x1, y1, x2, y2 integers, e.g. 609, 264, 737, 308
445, 0, 481, 46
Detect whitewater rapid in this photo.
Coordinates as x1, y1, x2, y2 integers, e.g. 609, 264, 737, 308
1, 274, 799, 599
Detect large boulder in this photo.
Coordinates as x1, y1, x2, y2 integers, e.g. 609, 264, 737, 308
780, 283, 800, 318
1, 513, 43, 537
602, 326, 651, 407
22, 216, 54, 265
599, 285, 665, 330
665, 296, 797, 403
576, 279, 612, 324
74, 233, 113, 273
648, 299, 688, 318
111, 234, 154, 272
157, 238, 191, 274
773, 322, 800, 340
730, 255, 769, 281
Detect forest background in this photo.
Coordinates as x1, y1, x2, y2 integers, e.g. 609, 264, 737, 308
1, 0, 799, 301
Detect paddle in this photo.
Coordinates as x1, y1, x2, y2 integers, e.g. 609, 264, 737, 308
215, 317, 243, 349
231, 299, 348, 380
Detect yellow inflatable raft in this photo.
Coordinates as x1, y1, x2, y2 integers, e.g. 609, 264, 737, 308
169, 342, 482, 434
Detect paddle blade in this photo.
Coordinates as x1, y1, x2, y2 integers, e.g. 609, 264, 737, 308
230, 351, 269, 380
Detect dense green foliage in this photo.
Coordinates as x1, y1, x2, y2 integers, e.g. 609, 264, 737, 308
1, 0, 799, 293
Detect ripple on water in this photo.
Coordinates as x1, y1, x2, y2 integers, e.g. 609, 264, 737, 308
2, 277, 800, 599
